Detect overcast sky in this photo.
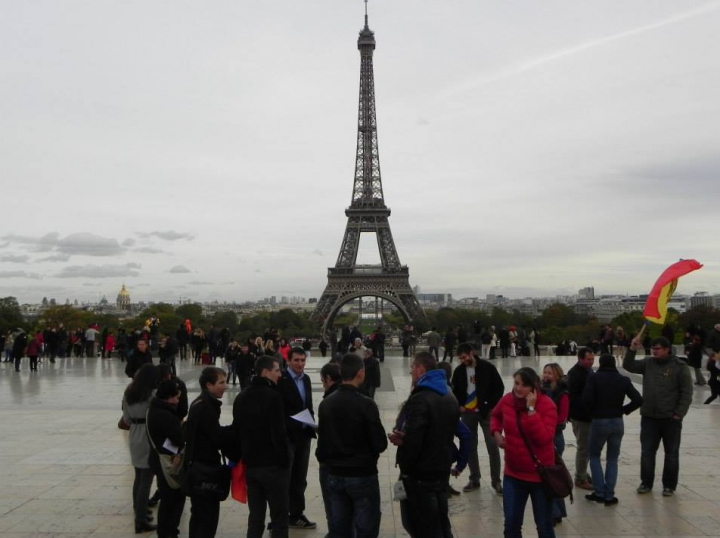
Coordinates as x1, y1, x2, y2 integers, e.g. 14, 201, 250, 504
1, 1, 719, 304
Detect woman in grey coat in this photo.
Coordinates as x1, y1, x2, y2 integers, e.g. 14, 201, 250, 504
122, 364, 160, 533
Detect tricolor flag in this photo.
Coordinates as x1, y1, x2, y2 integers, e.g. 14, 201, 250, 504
643, 259, 703, 324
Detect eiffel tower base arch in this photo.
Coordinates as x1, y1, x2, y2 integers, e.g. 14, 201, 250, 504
311, 269, 426, 337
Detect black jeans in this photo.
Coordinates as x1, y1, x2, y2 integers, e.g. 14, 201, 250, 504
246, 465, 289, 538
189, 495, 220, 538
151, 463, 185, 538
400, 477, 452, 538
288, 437, 311, 518
640, 416, 682, 490
133, 467, 155, 525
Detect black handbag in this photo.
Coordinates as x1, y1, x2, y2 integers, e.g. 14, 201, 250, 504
516, 411, 574, 502
181, 400, 231, 501
183, 460, 231, 501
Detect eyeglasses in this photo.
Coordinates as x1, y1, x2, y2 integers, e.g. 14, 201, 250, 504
651, 346, 665, 351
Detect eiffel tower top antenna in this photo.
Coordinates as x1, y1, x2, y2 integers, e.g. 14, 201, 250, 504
364, 0, 368, 26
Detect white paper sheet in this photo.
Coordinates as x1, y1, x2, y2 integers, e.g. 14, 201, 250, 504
291, 409, 318, 429
163, 438, 180, 454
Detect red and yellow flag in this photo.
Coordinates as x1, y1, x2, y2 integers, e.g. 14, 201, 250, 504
643, 259, 703, 324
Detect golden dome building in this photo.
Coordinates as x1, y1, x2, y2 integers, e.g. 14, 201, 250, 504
116, 284, 131, 312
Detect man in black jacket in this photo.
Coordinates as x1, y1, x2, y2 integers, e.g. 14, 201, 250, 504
451, 343, 504, 494
317, 362, 342, 532
125, 339, 153, 378
277, 347, 316, 529
567, 347, 595, 490
390, 352, 460, 538
233, 356, 290, 538
317, 354, 387, 538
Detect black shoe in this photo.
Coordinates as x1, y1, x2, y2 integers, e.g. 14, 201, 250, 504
605, 497, 619, 506
148, 497, 159, 508
135, 521, 157, 533
585, 493, 605, 503
553, 517, 563, 526
289, 515, 316, 529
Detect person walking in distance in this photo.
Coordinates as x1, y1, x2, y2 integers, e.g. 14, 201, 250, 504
624, 335, 692, 496
442, 327, 456, 363
567, 347, 595, 490
450, 343, 504, 495
425, 327, 441, 360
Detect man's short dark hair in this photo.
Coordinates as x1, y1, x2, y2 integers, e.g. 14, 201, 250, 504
255, 355, 280, 375
199, 367, 226, 391
340, 353, 364, 381
413, 351, 437, 372
577, 347, 592, 360
289, 347, 306, 358
320, 362, 341, 383
651, 337, 671, 349
456, 342, 474, 355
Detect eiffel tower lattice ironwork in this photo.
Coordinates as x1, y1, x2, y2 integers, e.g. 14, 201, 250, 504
311, 10, 425, 334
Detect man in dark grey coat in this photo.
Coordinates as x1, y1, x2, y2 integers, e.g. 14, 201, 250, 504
624, 335, 693, 497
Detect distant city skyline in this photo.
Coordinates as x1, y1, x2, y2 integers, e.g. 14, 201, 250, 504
1, 2, 718, 304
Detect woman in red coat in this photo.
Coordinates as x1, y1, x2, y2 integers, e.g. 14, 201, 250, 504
491, 367, 557, 538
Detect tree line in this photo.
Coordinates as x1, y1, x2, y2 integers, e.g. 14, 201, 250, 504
2, 296, 718, 346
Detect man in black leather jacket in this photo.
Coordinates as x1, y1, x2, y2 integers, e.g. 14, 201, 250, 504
390, 352, 460, 538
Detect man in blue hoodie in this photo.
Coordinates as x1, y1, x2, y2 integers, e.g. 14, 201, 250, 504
390, 352, 460, 538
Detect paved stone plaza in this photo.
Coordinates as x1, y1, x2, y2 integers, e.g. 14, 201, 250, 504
1, 351, 720, 538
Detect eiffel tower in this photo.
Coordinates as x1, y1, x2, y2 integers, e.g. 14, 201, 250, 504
312, 7, 425, 334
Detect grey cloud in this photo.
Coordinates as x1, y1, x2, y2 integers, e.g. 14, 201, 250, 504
35, 253, 71, 263
134, 247, 166, 254
311, 249, 323, 256
55, 263, 141, 279
0, 271, 42, 280
169, 265, 191, 273
0, 254, 30, 263
188, 280, 212, 285
2, 232, 126, 257
138, 231, 195, 241
56, 233, 125, 256
0, 242, 9, 249
122, 238, 137, 247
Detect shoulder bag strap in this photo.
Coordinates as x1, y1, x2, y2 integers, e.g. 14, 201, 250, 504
515, 410, 542, 467
184, 399, 203, 466
145, 409, 158, 452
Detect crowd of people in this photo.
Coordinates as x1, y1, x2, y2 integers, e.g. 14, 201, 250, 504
112, 324, 720, 538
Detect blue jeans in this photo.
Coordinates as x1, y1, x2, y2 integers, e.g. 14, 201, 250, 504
327, 473, 381, 538
503, 475, 556, 538
588, 418, 624, 500
640, 416, 682, 490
